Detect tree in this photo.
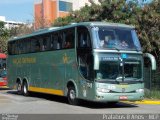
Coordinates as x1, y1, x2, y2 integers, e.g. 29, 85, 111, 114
0, 20, 34, 53
0, 21, 9, 53
9, 24, 34, 37
53, 0, 160, 61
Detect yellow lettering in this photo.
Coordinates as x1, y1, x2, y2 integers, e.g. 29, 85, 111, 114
13, 57, 36, 64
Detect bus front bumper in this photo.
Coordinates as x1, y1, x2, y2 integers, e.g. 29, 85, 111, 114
94, 92, 144, 102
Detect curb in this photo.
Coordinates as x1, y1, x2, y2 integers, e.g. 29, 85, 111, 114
0, 86, 9, 89
123, 100, 160, 105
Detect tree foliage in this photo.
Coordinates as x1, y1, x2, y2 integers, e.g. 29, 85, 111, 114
0, 21, 33, 53
9, 24, 34, 37
53, 0, 160, 60
0, 21, 9, 53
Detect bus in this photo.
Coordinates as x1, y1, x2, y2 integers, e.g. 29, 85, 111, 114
7, 22, 144, 105
0, 53, 7, 86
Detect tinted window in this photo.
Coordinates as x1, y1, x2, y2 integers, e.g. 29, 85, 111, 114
94, 26, 141, 51
63, 28, 75, 49
77, 26, 91, 48
8, 27, 76, 55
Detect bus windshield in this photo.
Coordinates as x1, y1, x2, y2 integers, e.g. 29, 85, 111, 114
96, 58, 142, 82
94, 26, 141, 51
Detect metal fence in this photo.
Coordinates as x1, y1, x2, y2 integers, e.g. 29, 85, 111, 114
144, 67, 160, 90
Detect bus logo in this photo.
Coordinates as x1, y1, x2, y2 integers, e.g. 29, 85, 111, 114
63, 53, 69, 63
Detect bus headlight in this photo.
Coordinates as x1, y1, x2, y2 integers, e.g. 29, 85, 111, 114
97, 88, 110, 93
136, 89, 144, 93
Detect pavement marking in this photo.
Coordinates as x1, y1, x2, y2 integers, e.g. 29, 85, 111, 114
123, 100, 160, 105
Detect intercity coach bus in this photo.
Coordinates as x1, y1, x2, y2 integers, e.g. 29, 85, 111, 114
7, 22, 144, 105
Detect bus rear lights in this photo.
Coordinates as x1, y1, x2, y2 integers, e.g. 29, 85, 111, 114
97, 88, 110, 93
136, 89, 144, 93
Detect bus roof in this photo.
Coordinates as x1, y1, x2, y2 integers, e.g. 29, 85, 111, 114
8, 22, 135, 42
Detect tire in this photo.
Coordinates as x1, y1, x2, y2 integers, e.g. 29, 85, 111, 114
22, 82, 29, 96
16, 81, 22, 95
67, 86, 79, 105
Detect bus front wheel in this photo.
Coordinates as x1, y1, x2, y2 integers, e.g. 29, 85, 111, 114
22, 82, 29, 96
67, 86, 78, 105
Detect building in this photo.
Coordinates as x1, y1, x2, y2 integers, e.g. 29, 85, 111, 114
0, 16, 25, 29
72, 0, 100, 11
34, 0, 73, 29
34, 0, 100, 29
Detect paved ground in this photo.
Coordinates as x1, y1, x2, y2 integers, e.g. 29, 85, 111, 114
0, 88, 160, 115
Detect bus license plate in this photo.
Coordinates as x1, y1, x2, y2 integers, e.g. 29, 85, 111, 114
119, 96, 128, 100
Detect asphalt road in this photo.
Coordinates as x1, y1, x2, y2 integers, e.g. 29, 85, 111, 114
0, 88, 160, 120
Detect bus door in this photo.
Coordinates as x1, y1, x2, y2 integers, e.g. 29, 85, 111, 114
76, 26, 94, 99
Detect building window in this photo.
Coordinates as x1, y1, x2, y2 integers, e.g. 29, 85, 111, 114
59, 1, 72, 12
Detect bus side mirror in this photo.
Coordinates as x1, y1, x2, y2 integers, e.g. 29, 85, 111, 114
143, 53, 156, 70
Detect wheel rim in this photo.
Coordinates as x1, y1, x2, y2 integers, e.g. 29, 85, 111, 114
17, 83, 21, 91
70, 89, 76, 100
23, 84, 27, 94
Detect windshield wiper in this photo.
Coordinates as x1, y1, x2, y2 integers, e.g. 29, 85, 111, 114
116, 76, 123, 81
110, 46, 120, 51
124, 77, 142, 81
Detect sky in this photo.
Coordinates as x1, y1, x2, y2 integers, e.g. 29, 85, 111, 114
0, 0, 34, 22
0, 0, 153, 23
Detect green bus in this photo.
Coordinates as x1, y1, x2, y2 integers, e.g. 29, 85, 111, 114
7, 22, 144, 105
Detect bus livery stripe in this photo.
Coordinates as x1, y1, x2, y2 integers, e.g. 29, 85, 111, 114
29, 87, 64, 96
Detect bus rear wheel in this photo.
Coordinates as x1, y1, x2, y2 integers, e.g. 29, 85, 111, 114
67, 86, 78, 105
16, 81, 22, 95
22, 82, 29, 96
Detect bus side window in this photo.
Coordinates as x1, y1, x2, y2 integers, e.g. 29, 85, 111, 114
51, 33, 59, 50
64, 28, 75, 49
35, 39, 40, 52
21, 40, 25, 54
41, 34, 51, 51
11, 42, 16, 55
26, 39, 31, 53
58, 32, 63, 49
77, 27, 91, 48
46, 35, 51, 50
78, 57, 88, 78
14, 41, 18, 54
38, 38, 44, 51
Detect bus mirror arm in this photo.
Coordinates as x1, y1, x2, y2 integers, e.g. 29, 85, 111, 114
94, 54, 99, 70
143, 53, 156, 70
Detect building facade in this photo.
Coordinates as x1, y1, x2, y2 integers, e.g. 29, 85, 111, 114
0, 16, 25, 29
34, 0, 100, 29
